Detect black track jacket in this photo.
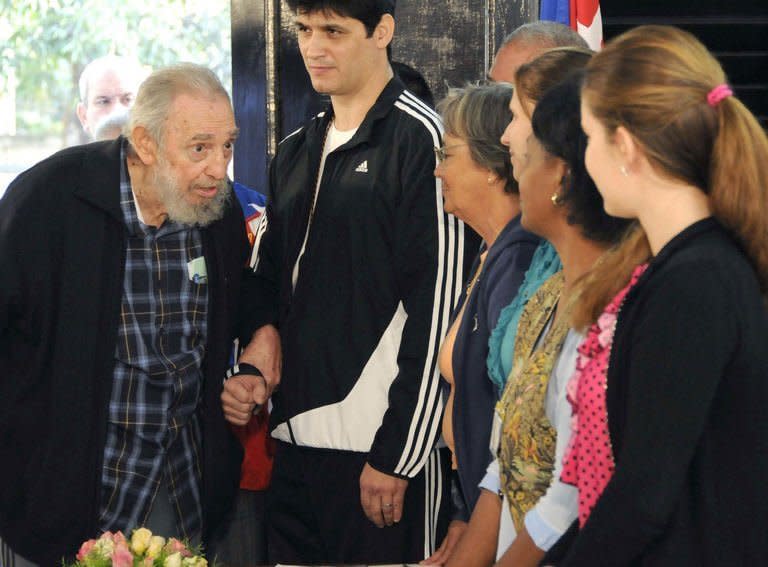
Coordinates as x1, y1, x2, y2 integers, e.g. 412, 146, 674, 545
247, 78, 471, 478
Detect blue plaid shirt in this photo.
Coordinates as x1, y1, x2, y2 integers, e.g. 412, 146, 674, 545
99, 143, 208, 538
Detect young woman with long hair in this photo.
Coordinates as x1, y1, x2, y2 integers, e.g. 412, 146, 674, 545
557, 25, 768, 565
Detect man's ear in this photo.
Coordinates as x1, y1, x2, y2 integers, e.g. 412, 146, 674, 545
375, 13, 395, 49
131, 126, 158, 166
76, 102, 89, 131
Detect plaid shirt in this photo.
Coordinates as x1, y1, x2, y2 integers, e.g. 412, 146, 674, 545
99, 143, 208, 538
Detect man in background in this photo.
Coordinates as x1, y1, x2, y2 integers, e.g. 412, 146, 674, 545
488, 21, 588, 83
392, 60, 435, 108
76, 54, 148, 141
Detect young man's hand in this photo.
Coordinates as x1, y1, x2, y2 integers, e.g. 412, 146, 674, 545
360, 463, 409, 528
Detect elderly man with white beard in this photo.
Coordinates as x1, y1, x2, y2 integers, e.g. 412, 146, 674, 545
0, 63, 256, 566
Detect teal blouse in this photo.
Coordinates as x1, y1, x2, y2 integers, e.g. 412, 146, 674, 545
486, 241, 562, 395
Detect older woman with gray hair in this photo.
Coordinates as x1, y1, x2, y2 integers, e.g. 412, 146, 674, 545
425, 83, 540, 564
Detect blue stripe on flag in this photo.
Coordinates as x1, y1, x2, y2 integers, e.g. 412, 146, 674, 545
540, 0, 570, 26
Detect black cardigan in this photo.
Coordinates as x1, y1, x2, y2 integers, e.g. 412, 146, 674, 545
450, 216, 538, 520
0, 138, 247, 564
558, 218, 768, 566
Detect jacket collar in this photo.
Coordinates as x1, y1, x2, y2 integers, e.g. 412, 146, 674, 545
618, 217, 721, 315
651, 216, 719, 266
486, 214, 540, 264
72, 136, 125, 224
307, 76, 407, 150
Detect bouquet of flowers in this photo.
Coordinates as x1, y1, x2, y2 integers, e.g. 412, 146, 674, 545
65, 528, 209, 567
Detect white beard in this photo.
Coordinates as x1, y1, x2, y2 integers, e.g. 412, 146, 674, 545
151, 157, 230, 226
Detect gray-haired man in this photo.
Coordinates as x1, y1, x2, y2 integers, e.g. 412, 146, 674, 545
488, 21, 588, 83
76, 55, 148, 141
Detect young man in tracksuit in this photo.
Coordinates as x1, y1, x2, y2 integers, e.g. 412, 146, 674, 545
221, 0, 471, 564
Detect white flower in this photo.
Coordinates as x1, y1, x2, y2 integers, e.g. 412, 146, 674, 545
164, 552, 183, 567
146, 535, 166, 558
92, 537, 115, 559
130, 527, 153, 555
182, 557, 208, 567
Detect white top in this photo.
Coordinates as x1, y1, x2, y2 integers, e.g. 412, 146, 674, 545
480, 328, 582, 556
291, 123, 357, 290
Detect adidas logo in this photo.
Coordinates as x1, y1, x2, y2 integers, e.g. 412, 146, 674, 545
355, 160, 368, 173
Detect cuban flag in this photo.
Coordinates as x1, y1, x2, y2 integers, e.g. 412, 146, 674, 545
540, 0, 603, 51
232, 180, 267, 248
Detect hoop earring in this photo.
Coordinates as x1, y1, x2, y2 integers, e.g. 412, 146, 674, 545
551, 193, 563, 206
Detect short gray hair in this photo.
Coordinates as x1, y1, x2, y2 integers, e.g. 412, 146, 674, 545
437, 83, 516, 194
125, 63, 230, 147
502, 21, 589, 50
79, 55, 146, 104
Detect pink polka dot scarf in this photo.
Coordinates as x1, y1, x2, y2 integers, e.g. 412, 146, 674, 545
561, 263, 648, 527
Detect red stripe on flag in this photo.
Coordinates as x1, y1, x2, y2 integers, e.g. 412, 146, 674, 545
569, 0, 577, 29
576, 0, 600, 27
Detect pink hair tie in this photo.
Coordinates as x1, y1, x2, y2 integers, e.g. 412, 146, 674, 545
707, 84, 733, 107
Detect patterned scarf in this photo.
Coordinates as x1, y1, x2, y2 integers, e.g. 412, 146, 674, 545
496, 271, 571, 530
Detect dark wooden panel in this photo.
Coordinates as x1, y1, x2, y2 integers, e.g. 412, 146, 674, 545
390, 1, 486, 101
485, 0, 542, 89
232, 0, 269, 191
604, 21, 768, 52
602, 0, 766, 18
493, 0, 540, 55
602, 0, 768, 128
717, 53, 768, 84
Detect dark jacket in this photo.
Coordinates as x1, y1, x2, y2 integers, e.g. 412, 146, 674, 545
558, 218, 768, 565
247, 78, 473, 477
0, 138, 246, 564
450, 216, 538, 520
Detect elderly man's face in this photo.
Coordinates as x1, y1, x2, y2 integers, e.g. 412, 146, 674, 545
150, 92, 238, 226
77, 68, 139, 139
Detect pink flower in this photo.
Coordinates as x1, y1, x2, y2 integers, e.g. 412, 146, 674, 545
112, 531, 128, 547
165, 538, 193, 557
597, 327, 613, 349
597, 311, 615, 331
76, 539, 97, 561
111, 543, 134, 567
596, 312, 616, 348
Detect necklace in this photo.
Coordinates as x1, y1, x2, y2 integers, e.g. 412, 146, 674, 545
465, 252, 487, 297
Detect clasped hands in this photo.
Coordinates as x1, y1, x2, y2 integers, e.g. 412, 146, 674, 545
221, 324, 281, 425
221, 326, 409, 533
